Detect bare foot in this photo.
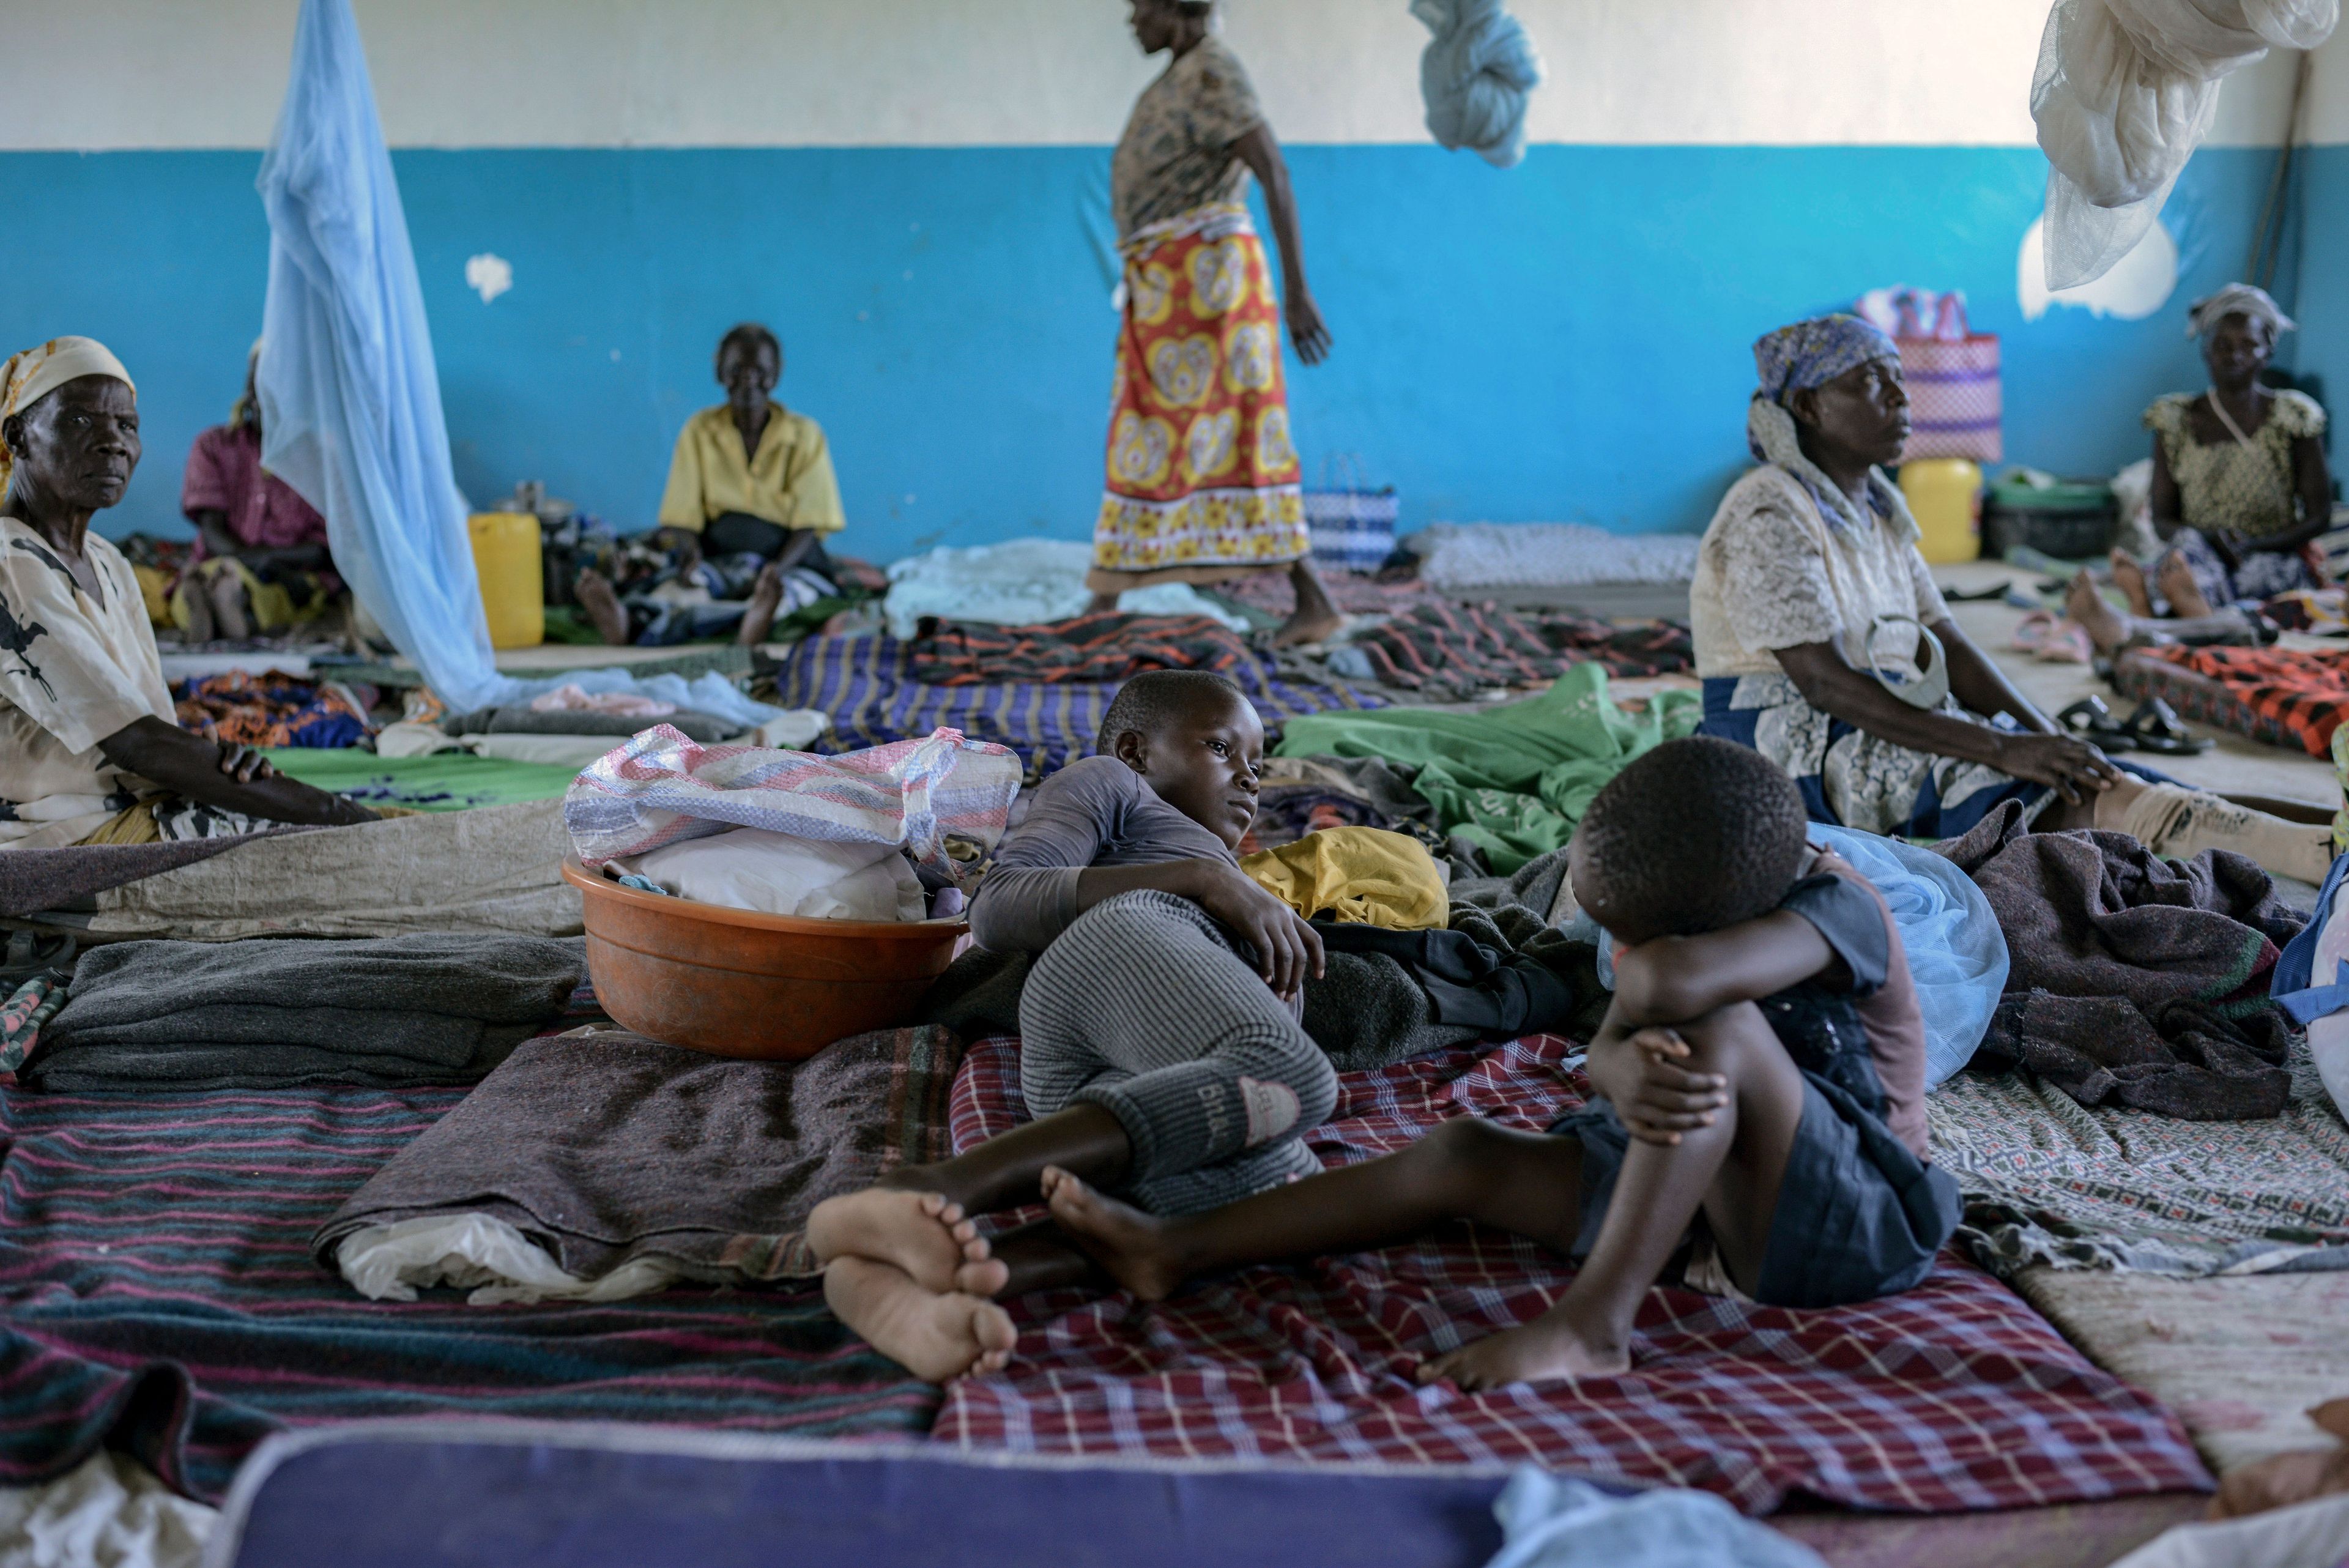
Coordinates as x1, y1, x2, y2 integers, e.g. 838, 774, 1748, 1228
822, 1256, 1018, 1382
209, 570, 252, 642
736, 562, 787, 648
2109, 549, 2155, 619
2065, 570, 2131, 655
1268, 605, 1345, 648
176, 576, 215, 644
806, 1188, 1006, 1296
574, 568, 631, 645
1041, 1165, 1186, 1301
2156, 551, 2215, 619
1084, 592, 1119, 616
1414, 1309, 1630, 1391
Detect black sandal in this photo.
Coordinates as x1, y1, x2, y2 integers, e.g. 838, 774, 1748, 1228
2120, 696, 2213, 755
2057, 696, 2136, 752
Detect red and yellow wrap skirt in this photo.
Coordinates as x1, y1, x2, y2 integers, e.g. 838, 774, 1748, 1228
1089, 203, 1307, 593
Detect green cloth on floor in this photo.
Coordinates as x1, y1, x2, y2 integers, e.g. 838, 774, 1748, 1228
1275, 665, 1701, 872
264, 749, 581, 812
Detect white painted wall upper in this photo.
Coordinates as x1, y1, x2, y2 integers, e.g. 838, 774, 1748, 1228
0, 0, 2305, 150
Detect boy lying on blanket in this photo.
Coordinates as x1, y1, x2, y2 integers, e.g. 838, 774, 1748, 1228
1038, 735, 1965, 1388
809, 670, 1340, 1380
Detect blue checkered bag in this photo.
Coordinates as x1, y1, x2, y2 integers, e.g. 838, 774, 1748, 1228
1304, 455, 1398, 573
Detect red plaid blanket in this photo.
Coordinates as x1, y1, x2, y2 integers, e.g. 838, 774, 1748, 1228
931, 1035, 2208, 1515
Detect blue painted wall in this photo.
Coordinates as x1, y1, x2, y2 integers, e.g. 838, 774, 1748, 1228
2292, 144, 2349, 408
0, 145, 2275, 555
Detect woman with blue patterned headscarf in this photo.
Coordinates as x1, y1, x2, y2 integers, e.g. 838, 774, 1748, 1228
1687, 314, 2332, 879
1687, 314, 2125, 840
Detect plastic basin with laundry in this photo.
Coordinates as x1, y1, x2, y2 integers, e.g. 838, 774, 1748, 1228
561, 857, 968, 1060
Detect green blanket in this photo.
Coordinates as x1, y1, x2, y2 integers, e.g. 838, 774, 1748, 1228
1275, 666, 1701, 872
263, 749, 581, 812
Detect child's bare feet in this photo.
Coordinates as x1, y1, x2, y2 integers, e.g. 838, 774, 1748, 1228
2065, 570, 2130, 655
1414, 1309, 1631, 1391
822, 1256, 1017, 1382
736, 562, 787, 648
1041, 1166, 1186, 1301
806, 1189, 1007, 1296
2156, 550, 2215, 618
574, 569, 631, 645
2109, 549, 2155, 618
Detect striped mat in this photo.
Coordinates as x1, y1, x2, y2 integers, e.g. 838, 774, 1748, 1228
0, 1083, 938, 1504
774, 633, 1384, 775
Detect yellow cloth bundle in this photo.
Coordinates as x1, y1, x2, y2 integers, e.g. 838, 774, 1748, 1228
1239, 826, 1447, 931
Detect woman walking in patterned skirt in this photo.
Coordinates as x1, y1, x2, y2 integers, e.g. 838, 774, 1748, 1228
1087, 0, 1340, 647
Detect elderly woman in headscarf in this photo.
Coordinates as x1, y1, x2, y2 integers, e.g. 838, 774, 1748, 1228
173, 336, 342, 642
0, 338, 375, 849
2106, 284, 2334, 621
1690, 315, 2334, 880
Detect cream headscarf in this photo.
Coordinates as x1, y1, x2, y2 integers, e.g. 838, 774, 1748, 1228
0, 336, 137, 494
2186, 283, 2296, 343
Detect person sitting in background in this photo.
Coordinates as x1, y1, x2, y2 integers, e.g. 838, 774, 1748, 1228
2117, 284, 2332, 619
174, 338, 343, 643
0, 338, 376, 849
574, 322, 845, 648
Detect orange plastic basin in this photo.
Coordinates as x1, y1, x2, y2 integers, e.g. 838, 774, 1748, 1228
562, 856, 968, 1060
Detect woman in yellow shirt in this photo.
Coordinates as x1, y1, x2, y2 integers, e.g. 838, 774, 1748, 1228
576, 323, 847, 646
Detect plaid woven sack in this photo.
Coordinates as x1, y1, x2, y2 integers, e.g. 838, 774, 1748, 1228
563, 724, 1020, 874
1304, 455, 1400, 573
1866, 290, 2002, 464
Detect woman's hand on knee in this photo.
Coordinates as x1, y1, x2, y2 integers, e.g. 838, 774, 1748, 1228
1189, 865, 1325, 1001
1992, 732, 2121, 804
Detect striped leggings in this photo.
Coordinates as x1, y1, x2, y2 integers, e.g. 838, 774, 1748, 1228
1017, 890, 1340, 1216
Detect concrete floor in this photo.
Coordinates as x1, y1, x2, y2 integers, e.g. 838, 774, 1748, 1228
1935, 559, 2340, 812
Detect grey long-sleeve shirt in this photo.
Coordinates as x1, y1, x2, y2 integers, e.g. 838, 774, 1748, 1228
969, 756, 1237, 953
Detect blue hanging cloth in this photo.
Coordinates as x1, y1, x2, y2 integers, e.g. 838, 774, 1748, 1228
1411, 0, 1545, 170
254, 0, 507, 712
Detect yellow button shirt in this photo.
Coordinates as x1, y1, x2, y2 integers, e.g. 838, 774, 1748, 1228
656, 404, 846, 535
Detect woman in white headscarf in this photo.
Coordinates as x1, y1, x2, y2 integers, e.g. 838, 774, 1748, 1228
2117, 284, 2334, 619
0, 337, 376, 847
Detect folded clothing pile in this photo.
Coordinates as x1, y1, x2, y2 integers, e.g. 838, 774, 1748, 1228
1406, 522, 1700, 593
1934, 800, 2309, 1119
174, 667, 373, 749
23, 932, 587, 1091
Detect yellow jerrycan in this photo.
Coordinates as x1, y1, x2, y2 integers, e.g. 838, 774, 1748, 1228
1900, 459, 1982, 565
467, 511, 545, 650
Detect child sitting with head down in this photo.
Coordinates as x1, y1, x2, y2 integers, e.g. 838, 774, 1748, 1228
1034, 735, 1961, 1387
806, 670, 1338, 1380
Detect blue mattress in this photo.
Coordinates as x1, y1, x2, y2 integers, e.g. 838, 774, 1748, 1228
207, 1422, 1516, 1568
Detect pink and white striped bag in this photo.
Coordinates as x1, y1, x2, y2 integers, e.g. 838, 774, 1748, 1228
563, 725, 1020, 875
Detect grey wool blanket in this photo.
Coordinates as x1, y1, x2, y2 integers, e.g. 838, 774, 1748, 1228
26, 933, 586, 1091
1933, 800, 2308, 1120
313, 1023, 966, 1285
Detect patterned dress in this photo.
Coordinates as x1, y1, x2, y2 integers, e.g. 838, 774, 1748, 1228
2147, 389, 2328, 608
1091, 40, 1307, 594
